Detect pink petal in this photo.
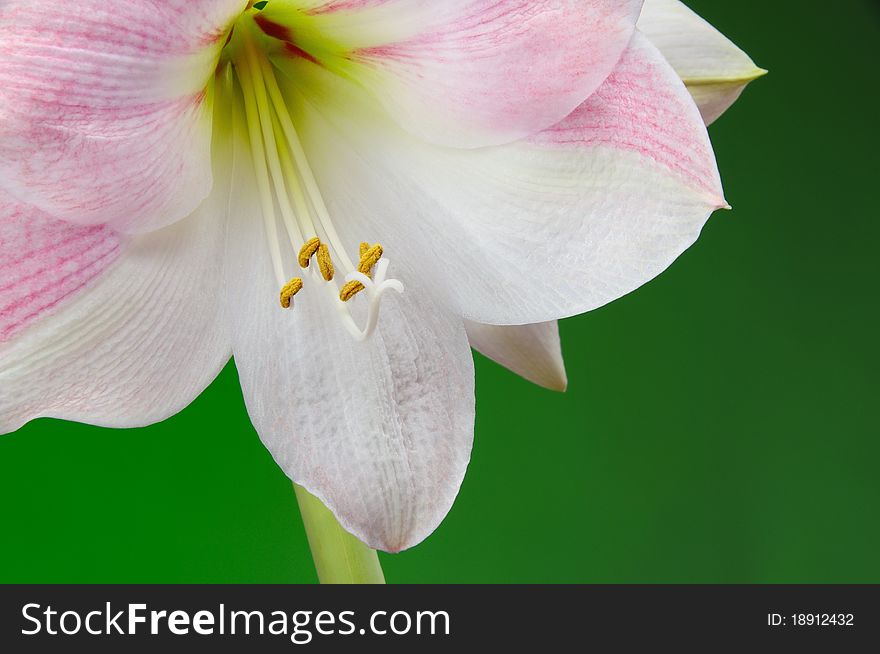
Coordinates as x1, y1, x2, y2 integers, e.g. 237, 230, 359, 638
638, 0, 766, 125
0, 195, 121, 342
0, 166, 233, 434
529, 32, 723, 200
0, 1, 245, 233
267, 0, 644, 147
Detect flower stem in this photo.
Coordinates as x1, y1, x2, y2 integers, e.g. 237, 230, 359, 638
293, 484, 386, 584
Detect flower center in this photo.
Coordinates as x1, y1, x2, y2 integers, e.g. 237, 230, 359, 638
221, 4, 402, 341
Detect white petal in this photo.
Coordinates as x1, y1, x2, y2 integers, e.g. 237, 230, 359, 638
466, 320, 567, 392
638, 0, 766, 124
286, 32, 725, 325
224, 110, 475, 552
0, 147, 233, 433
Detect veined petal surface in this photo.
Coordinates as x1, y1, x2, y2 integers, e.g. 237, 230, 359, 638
283, 31, 725, 325
0, 198, 121, 344
0, 151, 233, 434
0, 0, 246, 233
638, 0, 765, 124
261, 0, 643, 147
224, 108, 475, 552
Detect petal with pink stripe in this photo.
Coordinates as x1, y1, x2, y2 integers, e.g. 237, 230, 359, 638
0, 198, 121, 343
0, 150, 233, 434
0, 0, 245, 233
264, 0, 644, 147
638, 0, 766, 125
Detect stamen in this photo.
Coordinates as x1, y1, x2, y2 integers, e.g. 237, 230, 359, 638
260, 57, 356, 272
236, 38, 286, 288
279, 277, 303, 309
297, 236, 334, 280
243, 30, 304, 254
316, 243, 334, 281
298, 237, 320, 268
231, 20, 404, 340
358, 244, 383, 274
339, 280, 364, 303
340, 242, 384, 302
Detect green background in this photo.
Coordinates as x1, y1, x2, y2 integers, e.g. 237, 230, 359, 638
1, 0, 878, 583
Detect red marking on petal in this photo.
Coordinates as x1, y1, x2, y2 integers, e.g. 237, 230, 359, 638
254, 14, 292, 42
252, 14, 322, 66
282, 42, 321, 66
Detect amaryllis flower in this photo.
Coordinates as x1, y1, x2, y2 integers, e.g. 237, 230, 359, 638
0, 0, 761, 552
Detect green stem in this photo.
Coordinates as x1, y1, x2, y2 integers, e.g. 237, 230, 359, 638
293, 484, 386, 584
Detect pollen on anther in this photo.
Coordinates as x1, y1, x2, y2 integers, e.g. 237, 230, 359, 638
358, 244, 383, 275
339, 280, 365, 302
340, 242, 384, 302
298, 237, 320, 268
280, 277, 303, 309
317, 243, 334, 281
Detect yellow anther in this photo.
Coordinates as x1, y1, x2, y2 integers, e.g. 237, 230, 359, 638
358, 244, 383, 275
340, 280, 365, 302
279, 277, 304, 309
298, 237, 320, 268
340, 242, 384, 302
316, 243, 334, 281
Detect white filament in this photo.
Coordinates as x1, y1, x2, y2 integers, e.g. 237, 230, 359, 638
237, 25, 403, 341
